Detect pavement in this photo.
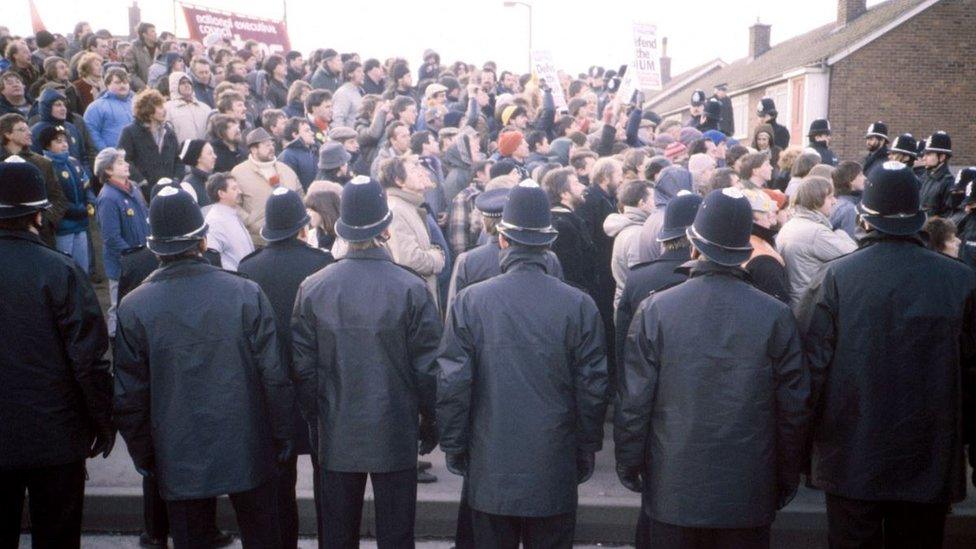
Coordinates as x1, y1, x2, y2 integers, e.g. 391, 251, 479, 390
21, 431, 976, 547
17, 536, 627, 548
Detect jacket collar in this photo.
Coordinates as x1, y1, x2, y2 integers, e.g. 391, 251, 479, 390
266, 237, 308, 250
387, 187, 426, 208
858, 230, 926, 248
144, 256, 215, 283
0, 228, 45, 246
499, 245, 549, 274
794, 206, 832, 228
686, 258, 751, 281
656, 245, 692, 263
344, 246, 392, 261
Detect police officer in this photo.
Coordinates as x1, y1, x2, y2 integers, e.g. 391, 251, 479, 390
438, 180, 610, 548
114, 186, 294, 549
616, 188, 809, 548
446, 186, 563, 309
697, 98, 723, 133
238, 187, 333, 548
712, 83, 734, 136
0, 160, 114, 548
756, 98, 790, 150
685, 89, 705, 128
798, 161, 976, 547
952, 168, 976, 268
291, 176, 441, 548
918, 131, 955, 217
862, 121, 890, 175
887, 133, 918, 167
808, 119, 838, 166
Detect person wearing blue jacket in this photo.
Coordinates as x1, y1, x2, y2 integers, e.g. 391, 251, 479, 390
83, 68, 134, 151
94, 147, 149, 337
277, 117, 318, 191
31, 87, 92, 178
39, 125, 94, 272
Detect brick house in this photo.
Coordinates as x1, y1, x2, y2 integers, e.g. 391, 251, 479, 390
645, 0, 976, 165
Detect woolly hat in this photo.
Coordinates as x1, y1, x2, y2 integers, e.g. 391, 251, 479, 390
678, 127, 703, 147
665, 141, 687, 161
179, 139, 207, 167
500, 105, 526, 126
498, 131, 524, 157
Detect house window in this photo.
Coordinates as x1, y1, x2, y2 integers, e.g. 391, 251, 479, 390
731, 94, 748, 140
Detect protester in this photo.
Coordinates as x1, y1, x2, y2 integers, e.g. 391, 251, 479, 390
164, 71, 211, 143
292, 175, 440, 547
238, 187, 332, 547
756, 97, 789, 149
797, 162, 976, 548
742, 189, 790, 303
231, 127, 304, 245
123, 22, 157, 90
0, 161, 113, 549
207, 114, 246, 172
616, 187, 808, 548
30, 87, 92, 176
114, 186, 293, 549
604, 180, 654, 307
635, 166, 693, 263
39, 124, 93, 271
332, 60, 364, 129
278, 116, 319, 191
83, 67, 134, 150
117, 88, 183, 198
776, 176, 857, 308
438, 180, 609, 548
924, 216, 961, 258
830, 160, 865, 239
177, 139, 215, 208
201, 173, 253, 270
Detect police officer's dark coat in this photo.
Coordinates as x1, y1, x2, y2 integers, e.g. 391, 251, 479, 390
615, 260, 808, 528
291, 247, 441, 473
238, 238, 333, 455
614, 246, 690, 362
438, 247, 610, 517
919, 163, 955, 218
797, 233, 976, 503
809, 141, 838, 166
768, 118, 790, 150
114, 257, 294, 500
0, 229, 112, 470
958, 213, 976, 271
862, 145, 889, 175
118, 245, 223, 299
446, 235, 563, 309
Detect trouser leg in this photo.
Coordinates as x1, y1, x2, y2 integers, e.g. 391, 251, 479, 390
275, 456, 299, 549
705, 525, 771, 549
453, 479, 475, 549
311, 458, 324, 549
521, 511, 576, 549
320, 470, 367, 549
24, 460, 86, 549
883, 500, 948, 549
229, 479, 281, 549
634, 499, 651, 549
469, 508, 520, 549
167, 496, 217, 549
370, 469, 416, 549
0, 469, 28, 549
646, 518, 701, 549
142, 474, 169, 539
825, 493, 884, 549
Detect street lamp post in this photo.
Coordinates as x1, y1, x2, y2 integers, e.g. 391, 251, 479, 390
503, 1, 532, 72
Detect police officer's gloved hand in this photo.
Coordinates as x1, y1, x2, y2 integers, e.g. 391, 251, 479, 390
616, 463, 644, 493
576, 451, 595, 484
89, 426, 116, 459
275, 438, 295, 464
445, 452, 468, 476
418, 416, 438, 455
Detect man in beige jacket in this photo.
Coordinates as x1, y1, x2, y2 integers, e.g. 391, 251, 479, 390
379, 154, 446, 305
232, 128, 304, 246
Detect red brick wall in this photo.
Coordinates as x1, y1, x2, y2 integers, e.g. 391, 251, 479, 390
829, 0, 976, 166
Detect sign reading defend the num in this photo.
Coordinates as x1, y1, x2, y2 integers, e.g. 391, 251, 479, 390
631, 22, 662, 91
530, 50, 568, 111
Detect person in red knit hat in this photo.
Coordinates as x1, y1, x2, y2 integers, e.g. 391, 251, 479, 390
497, 130, 529, 179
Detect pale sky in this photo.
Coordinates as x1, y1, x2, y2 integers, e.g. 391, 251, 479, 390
7, 0, 885, 76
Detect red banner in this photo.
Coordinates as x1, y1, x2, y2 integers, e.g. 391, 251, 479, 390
181, 3, 290, 54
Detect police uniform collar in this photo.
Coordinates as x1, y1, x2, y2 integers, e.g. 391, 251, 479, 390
499, 245, 549, 274
0, 228, 45, 246
688, 258, 751, 280
344, 246, 392, 261
858, 229, 925, 248
144, 256, 215, 283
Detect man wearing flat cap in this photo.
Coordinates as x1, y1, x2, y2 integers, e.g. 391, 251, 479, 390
231, 127, 304, 246
616, 187, 809, 548
292, 175, 441, 548
797, 161, 976, 548
438, 179, 609, 548
114, 186, 295, 549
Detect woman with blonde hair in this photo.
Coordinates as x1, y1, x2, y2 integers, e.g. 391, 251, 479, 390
72, 52, 104, 111
772, 145, 803, 192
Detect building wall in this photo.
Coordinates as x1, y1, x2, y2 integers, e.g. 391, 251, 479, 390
828, 0, 976, 165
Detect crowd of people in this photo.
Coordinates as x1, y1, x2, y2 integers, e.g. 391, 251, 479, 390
2, 18, 976, 549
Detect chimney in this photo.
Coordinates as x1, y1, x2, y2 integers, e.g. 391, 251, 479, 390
659, 37, 671, 85
128, 1, 141, 39
749, 20, 771, 59
838, 0, 867, 26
